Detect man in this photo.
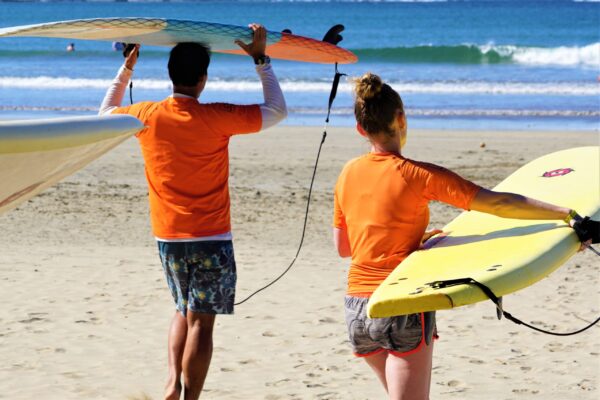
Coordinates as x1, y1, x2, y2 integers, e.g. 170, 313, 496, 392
99, 24, 286, 400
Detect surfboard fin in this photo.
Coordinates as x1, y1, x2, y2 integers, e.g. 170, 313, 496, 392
423, 311, 436, 345
322, 24, 345, 45
496, 297, 503, 320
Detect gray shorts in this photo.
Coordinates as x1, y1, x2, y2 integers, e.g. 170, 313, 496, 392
345, 296, 437, 357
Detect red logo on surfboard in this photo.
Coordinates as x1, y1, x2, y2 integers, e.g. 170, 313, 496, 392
542, 168, 574, 178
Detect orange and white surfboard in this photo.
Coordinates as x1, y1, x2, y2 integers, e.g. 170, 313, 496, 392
0, 17, 358, 64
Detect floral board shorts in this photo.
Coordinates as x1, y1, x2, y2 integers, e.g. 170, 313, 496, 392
158, 240, 237, 316
344, 296, 437, 357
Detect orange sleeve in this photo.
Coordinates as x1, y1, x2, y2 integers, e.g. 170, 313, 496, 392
333, 185, 347, 229
211, 103, 262, 136
419, 162, 481, 210
111, 102, 152, 119
111, 102, 156, 137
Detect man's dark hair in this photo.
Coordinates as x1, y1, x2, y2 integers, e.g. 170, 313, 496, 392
168, 43, 211, 86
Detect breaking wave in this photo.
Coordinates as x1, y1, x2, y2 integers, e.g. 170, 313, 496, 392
1, 76, 598, 96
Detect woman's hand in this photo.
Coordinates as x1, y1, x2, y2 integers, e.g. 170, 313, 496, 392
572, 217, 600, 251
420, 229, 443, 249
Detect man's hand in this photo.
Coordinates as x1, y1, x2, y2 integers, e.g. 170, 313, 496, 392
124, 44, 140, 71
235, 23, 267, 62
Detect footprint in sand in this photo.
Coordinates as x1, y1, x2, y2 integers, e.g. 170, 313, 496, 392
438, 379, 468, 394
61, 371, 84, 379
304, 381, 325, 388
544, 341, 564, 352
316, 393, 337, 399
265, 378, 291, 387
575, 379, 596, 391
468, 358, 485, 364
293, 363, 312, 371
19, 316, 47, 324
318, 317, 337, 324
512, 388, 539, 395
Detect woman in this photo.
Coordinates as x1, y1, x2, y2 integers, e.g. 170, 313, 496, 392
333, 73, 598, 399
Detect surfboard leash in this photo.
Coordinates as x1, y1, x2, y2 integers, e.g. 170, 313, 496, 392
129, 81, 134, 105
583, 242, 600, 256
123, 43, 137, 104
427, 275, 600, 337
234, 64, 347, 306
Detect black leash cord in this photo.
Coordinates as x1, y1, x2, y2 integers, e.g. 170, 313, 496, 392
129, 81, 133, 105
428, 270, 600, 336
235, 64, 346, 306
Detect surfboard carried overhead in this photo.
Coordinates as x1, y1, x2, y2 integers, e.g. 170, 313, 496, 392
368, 146, 600, 318
0, 18, 358, 64
0, 114, 143, 214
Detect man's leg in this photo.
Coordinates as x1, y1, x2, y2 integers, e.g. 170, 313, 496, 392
165, 311, 187, 400
182, 311, 216, 400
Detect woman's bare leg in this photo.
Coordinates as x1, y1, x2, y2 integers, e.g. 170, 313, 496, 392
385, 343, 434, 400
363, 350, 389, 393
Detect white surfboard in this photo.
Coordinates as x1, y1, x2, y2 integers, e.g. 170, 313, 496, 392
0, 114, 143, 214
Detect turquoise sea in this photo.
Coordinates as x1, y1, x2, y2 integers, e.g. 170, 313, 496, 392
0, 0, 598, 130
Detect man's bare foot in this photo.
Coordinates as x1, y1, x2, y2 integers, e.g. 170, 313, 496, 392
164, 375, 181, 400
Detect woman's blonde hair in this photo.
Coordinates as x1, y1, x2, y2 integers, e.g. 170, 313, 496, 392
354, 73, 404, 138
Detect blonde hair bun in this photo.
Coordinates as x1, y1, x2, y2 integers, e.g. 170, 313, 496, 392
354, 72, 383, 100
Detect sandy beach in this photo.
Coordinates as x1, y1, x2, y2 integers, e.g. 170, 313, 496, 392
0, 126, 598, 399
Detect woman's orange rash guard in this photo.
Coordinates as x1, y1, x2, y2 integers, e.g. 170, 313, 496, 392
333, 153, 481, 296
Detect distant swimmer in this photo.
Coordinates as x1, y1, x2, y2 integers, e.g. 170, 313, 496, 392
66, 43, 75, 52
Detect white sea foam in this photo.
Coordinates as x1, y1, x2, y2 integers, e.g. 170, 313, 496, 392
485, 43, 600, 67
292, 107, 600, 118
0, 76, 171, 90
204, 79, 600, 96
387, 81, 600, 96
1, 76, 599, 96
3, 105, 596, 119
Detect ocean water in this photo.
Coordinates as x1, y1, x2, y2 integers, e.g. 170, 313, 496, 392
0, 0, 598, 131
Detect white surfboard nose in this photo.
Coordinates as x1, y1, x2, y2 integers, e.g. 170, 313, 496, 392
0, 114, 143, 214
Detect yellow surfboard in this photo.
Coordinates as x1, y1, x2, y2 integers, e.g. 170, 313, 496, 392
368, 146, 600, 318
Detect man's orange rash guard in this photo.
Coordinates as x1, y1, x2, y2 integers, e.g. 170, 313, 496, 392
333, 153, 481, 296
112, 97, 261, 239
